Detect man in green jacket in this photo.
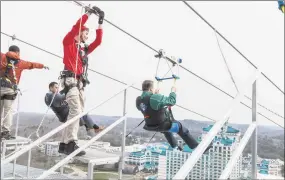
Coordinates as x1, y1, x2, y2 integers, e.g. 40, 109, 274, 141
136, 80, 212, 152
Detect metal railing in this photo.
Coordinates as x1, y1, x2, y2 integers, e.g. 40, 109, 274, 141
1, 82, 135, 179
219, 80, 258, 179
37, 115, 127, 179
36, 88, 128, 179
173, 70, 261, 179
1, 2, 284, 179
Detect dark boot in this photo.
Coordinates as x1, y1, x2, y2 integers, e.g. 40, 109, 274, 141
177, 124, 199, 149
162, 132, 178, 148
1, 131, 15, 140
58, 142, 66, 154
64, 141, 86, 156
177, 145, 183, 151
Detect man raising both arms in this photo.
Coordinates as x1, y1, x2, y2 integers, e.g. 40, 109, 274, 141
59, 6, 104, 156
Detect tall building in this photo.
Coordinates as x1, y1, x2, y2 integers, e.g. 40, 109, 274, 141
157, 124, 242, 180
44, 142, 60, 157
241, 154, 284, 179
258, 158, 284, 177
125, 143, 169, 171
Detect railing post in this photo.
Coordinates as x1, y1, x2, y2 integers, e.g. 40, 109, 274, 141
251, 80, 257, 179
60, 166, 64, 174
87, 162, 94, 180
26, 148, 31, 178
13, 93, 21, 178
118, 89, 127, 179
1, 143, 5, 179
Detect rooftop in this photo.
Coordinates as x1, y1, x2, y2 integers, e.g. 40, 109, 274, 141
3, 163, 83, 179
203, 125, 240, 133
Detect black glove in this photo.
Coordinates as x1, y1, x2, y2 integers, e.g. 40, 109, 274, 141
92, 6, 101, 14
98, 11, 104, 25
92, 6, 104, 24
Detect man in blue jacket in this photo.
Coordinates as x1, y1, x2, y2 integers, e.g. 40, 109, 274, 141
45, 81, 104, 155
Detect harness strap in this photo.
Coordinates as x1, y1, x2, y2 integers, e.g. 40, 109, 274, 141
0, 77, 18, 91
1, 94, 17, 100
168, 106, 175, 121
59, 70, 83, 95
79, 44, 90, 87
4, 57, 19, 84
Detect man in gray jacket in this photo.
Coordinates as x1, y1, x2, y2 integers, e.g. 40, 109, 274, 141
45, 81, 104, 156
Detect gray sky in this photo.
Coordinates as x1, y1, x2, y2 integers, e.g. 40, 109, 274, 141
1, 1, 284, 127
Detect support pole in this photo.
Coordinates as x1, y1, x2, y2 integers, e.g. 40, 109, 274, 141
251, 80, 257, 179
60, 166, 64, 174
87, 162, 94, 180
13, 93, 21, 178
1, 142, 7, 179
118, 89, 127, 179
26, 148, 31, 178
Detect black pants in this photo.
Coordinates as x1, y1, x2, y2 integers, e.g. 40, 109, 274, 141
162, 120, 199, 149
144, 120, 199, 149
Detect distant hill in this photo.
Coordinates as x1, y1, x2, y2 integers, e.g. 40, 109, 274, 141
11, 112, 284, 160
12, 112, 283, 137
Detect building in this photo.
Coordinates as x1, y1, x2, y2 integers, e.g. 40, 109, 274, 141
44, 142, 60, 157
125, 143, 169, 172
241, 154, 284, 179
157, 124, 242, 180
258, 158, 284, 177
105, 144, 144, 153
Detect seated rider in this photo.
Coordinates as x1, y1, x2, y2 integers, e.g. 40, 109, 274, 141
136, 80, 212, 152
45, 82, 104, 154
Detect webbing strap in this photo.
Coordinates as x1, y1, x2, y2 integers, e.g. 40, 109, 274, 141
1, 94, 17, 100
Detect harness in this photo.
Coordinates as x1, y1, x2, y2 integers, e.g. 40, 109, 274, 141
59, 43, 90, 94
136, 95, 172, 131
0, 56, 19, 100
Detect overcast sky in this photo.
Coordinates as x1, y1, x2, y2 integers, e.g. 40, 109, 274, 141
1, 1, 284, 128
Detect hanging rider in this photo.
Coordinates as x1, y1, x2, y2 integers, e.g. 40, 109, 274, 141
44, 81, 104, 146
136, 80, 212, 152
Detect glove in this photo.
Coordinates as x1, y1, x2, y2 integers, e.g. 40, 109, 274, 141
92, 6, 104, 24
92, 6, 102, 14
43, 66, 49, 70
98, 11, 105, 25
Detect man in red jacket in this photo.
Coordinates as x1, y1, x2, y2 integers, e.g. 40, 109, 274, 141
0, 45, 49, 140
59, 6, 104, 156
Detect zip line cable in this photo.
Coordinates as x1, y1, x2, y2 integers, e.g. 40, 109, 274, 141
70, 1, 285, 119
214, 30, 239, 93
0, 33, 218, 123
182, 1, 284, 95
1, 31, 283, 128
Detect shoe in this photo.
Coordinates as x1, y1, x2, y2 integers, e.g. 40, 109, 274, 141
64, 141, 86, 156
58, 142, 66, 154
94, 126, 105, 133
1, 131, 15, 140
178, 145, 183, 151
